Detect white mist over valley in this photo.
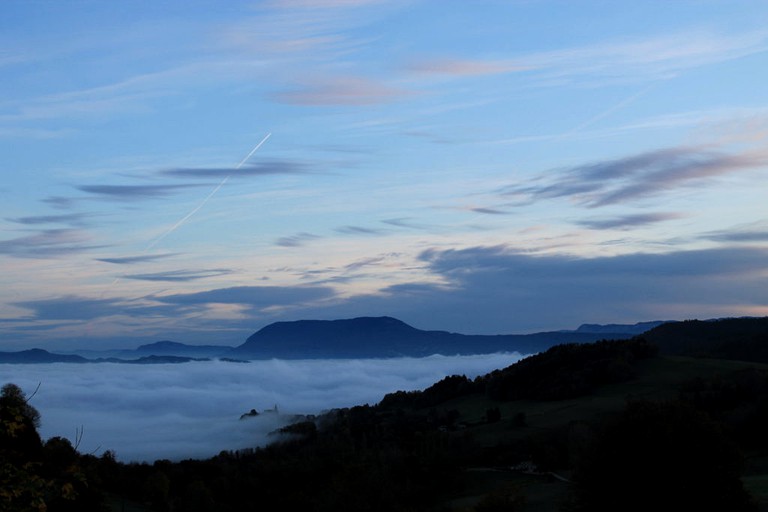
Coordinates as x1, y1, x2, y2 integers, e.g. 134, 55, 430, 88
0, 353, 525, 462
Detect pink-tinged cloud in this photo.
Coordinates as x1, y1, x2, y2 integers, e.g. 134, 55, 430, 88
504, 146, 768, 208
407, 58, 531, 77
272, 76, 408, 105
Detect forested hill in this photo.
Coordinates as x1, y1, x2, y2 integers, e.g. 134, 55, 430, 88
229, 316, 649, 359
643, 317, 768, 363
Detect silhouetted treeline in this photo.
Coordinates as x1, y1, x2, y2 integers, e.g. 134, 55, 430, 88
380, 338, 658, 409
645, 317, 768, 362
480, 338, 657, 401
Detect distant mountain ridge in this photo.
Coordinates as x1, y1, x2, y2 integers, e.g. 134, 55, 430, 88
135, 341, 232, 358
0, 348, 89, 364
228, 316, 654, 359
0, 348, 209, 365
0, 317, 668, 363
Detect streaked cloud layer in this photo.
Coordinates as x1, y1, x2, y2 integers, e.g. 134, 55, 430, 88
1, 1, 768, 349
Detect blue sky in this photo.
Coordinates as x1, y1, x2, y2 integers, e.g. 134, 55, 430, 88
2, 0, 768, 350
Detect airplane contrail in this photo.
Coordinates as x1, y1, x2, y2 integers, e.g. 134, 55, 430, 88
145, 132, 272, 250
564, 82, 658, 136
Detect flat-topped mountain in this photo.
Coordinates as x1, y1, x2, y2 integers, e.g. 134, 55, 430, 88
228, 316, 648, 359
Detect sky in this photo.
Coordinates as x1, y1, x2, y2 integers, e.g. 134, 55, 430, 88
0, 353, 524, 461
2, 0, 768, 350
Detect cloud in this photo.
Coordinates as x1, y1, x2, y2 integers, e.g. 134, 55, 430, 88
470, 207, 510, 215
412, 245, 768, 330
96, 253, 178, 265
517, 29, 768, 84
76, 184, 200, 200
274, 244, 768, 335
42, 196, 78, 210
271, 0, 385, 8
275, 232, 321, 247
272, 76, 408, 105
577, 212, 685, 230
0, 229, 103, 258
6, 213, 90, 226
0, 353, 525, 462
406, 58, 530, 77
152, 285, 336, 309
504, 146, 768, 208
381, 217, 428, 230
13, 296, 128, 321
160, 161, 309, 179
335, 225, 385, 235
344, 255, 387, 271
703, 223, 768, 243
123, 269, 233, 282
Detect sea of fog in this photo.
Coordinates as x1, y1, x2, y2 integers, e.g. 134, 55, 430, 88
0, 352, 525, 462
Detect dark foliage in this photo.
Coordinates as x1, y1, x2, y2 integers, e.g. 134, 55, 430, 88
0, 383, 107, 512
679, 368, 768, 452
379, 374, 479, 410
479, 338, 657, 401
566, 399, 757, 512
644, 317, 768, 362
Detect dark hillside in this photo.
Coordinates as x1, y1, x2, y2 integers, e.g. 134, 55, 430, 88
644, 317, 768, 363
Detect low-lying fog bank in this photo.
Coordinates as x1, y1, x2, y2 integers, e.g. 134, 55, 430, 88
0, 352, 525, 462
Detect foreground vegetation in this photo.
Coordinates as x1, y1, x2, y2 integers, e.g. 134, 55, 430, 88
3, 318, 768, 511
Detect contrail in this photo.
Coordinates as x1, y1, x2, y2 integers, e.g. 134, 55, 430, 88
564, 82, 658, 136
145, 132, 271, 250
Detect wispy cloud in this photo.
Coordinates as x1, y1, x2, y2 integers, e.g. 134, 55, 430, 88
6, 213, 90, 227
123, 269, 233, 282
13, 295, 128, 321
96, 254, 178, 265
406, 58, 530, 77
703, 221, 768, 243
77, 184, 200, 200
272, 76, 408, 105
344, 255, 387, 271
160, 161, 309, 179
469, 207, 510, 215
504, 146, 768, 208
335, 225, 386, 235
275, 232, 321, 247
42, 196, 78, 210
517, 29, 768, 84
382, 217, 428, 230
152, 285, 336, 310
271, 0, 385, 8
577, 212, 685, 230
0, 229, 103, 258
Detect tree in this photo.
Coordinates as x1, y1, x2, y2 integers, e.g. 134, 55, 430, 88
0, 383, 108, 512
0, 383, 42, 459
0, 383, 46, 512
